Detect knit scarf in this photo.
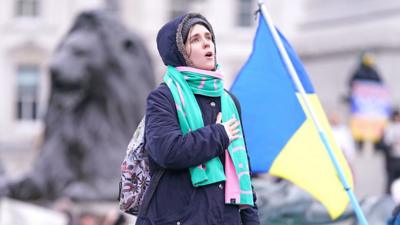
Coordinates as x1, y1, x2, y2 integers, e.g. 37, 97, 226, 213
163, 66, 254, 206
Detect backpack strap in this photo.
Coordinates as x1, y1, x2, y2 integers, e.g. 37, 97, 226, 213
138, 169, 165, 217
137, 115, 166, 217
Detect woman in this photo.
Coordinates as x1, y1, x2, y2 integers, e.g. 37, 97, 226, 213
136, 13, 260, 225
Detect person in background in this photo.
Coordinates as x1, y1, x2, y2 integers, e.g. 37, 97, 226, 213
349, 52, 382, 88
101, 211, 127, 225
78, 212, 99, 225
329, 111, 357, 167
347, 52, 385, 151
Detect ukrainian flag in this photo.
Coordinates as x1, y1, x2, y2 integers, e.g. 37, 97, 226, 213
230, 12, 353, 219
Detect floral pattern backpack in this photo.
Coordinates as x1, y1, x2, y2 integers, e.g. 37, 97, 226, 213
118, 116, 164, 216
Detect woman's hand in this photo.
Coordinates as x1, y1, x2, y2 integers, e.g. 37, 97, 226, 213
216, 112, 241, 143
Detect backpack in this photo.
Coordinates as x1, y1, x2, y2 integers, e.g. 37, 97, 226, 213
118, 116, 164, 216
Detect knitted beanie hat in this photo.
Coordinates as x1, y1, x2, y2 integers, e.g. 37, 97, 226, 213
181, 17, 213, 44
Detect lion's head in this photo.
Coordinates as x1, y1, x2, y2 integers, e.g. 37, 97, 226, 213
2, 10, 155, 201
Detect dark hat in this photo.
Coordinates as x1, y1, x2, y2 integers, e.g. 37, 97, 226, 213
181, 17, 213, 43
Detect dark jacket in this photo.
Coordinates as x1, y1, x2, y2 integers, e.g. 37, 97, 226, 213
135, 83, 259, 225
349, 64, 382, 88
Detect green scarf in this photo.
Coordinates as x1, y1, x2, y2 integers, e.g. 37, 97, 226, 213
163, 66, 254, 206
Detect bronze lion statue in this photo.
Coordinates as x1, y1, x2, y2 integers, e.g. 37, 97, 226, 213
0, 10, 155, 201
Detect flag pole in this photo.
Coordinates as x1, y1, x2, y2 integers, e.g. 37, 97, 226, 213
257, 1, 368, 224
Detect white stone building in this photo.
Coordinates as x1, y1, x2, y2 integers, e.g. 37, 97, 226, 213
296, 0, 400, 113
1, 1, 399, 188
0, 0, 271, 174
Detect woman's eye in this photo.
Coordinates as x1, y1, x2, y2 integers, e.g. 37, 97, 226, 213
191, 38, 199, 43
73, 48, 86, 57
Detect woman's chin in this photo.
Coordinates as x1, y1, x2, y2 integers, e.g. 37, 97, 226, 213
196, 63, 215, 71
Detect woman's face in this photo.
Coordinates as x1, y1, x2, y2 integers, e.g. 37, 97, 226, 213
185, 24, 215, 70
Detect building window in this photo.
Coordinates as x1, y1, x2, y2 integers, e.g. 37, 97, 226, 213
237, 0, 255, 27
15, 0, 40, 17
169, 0, 188, 20
168, 0, 206, 20
16, 64, 40, 120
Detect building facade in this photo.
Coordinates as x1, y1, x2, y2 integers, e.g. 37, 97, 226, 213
296, 0, 400, 112
0, 0, 112, 145
0, 0, 281, 173
2, 0, 400, 171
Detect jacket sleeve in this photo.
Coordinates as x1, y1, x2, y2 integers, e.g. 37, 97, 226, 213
240, 185, 260, 225
227, 90, 261, 225
145, 85, 230, 170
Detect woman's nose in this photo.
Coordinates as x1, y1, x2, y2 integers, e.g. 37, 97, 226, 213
203, 39, 211, 48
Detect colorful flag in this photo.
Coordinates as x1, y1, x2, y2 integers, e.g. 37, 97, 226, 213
230, 12, 353, 219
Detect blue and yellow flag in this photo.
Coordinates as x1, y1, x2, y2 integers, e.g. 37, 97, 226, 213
230, 12, 353, 219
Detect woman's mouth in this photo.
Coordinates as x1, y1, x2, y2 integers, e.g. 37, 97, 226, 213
205, 51, 213, 58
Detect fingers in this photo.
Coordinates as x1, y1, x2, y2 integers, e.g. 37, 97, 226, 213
217, 114, 237, 125
230, 121, 240, 130
225, 116, 237, 125
224, 120, 241, 143
231, 127, 241, 135
229, 123, 241, 141
216, 113, 242, 143
226, 121, 240, 133
230, 133, 242, 141
216, 112, 222, 124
